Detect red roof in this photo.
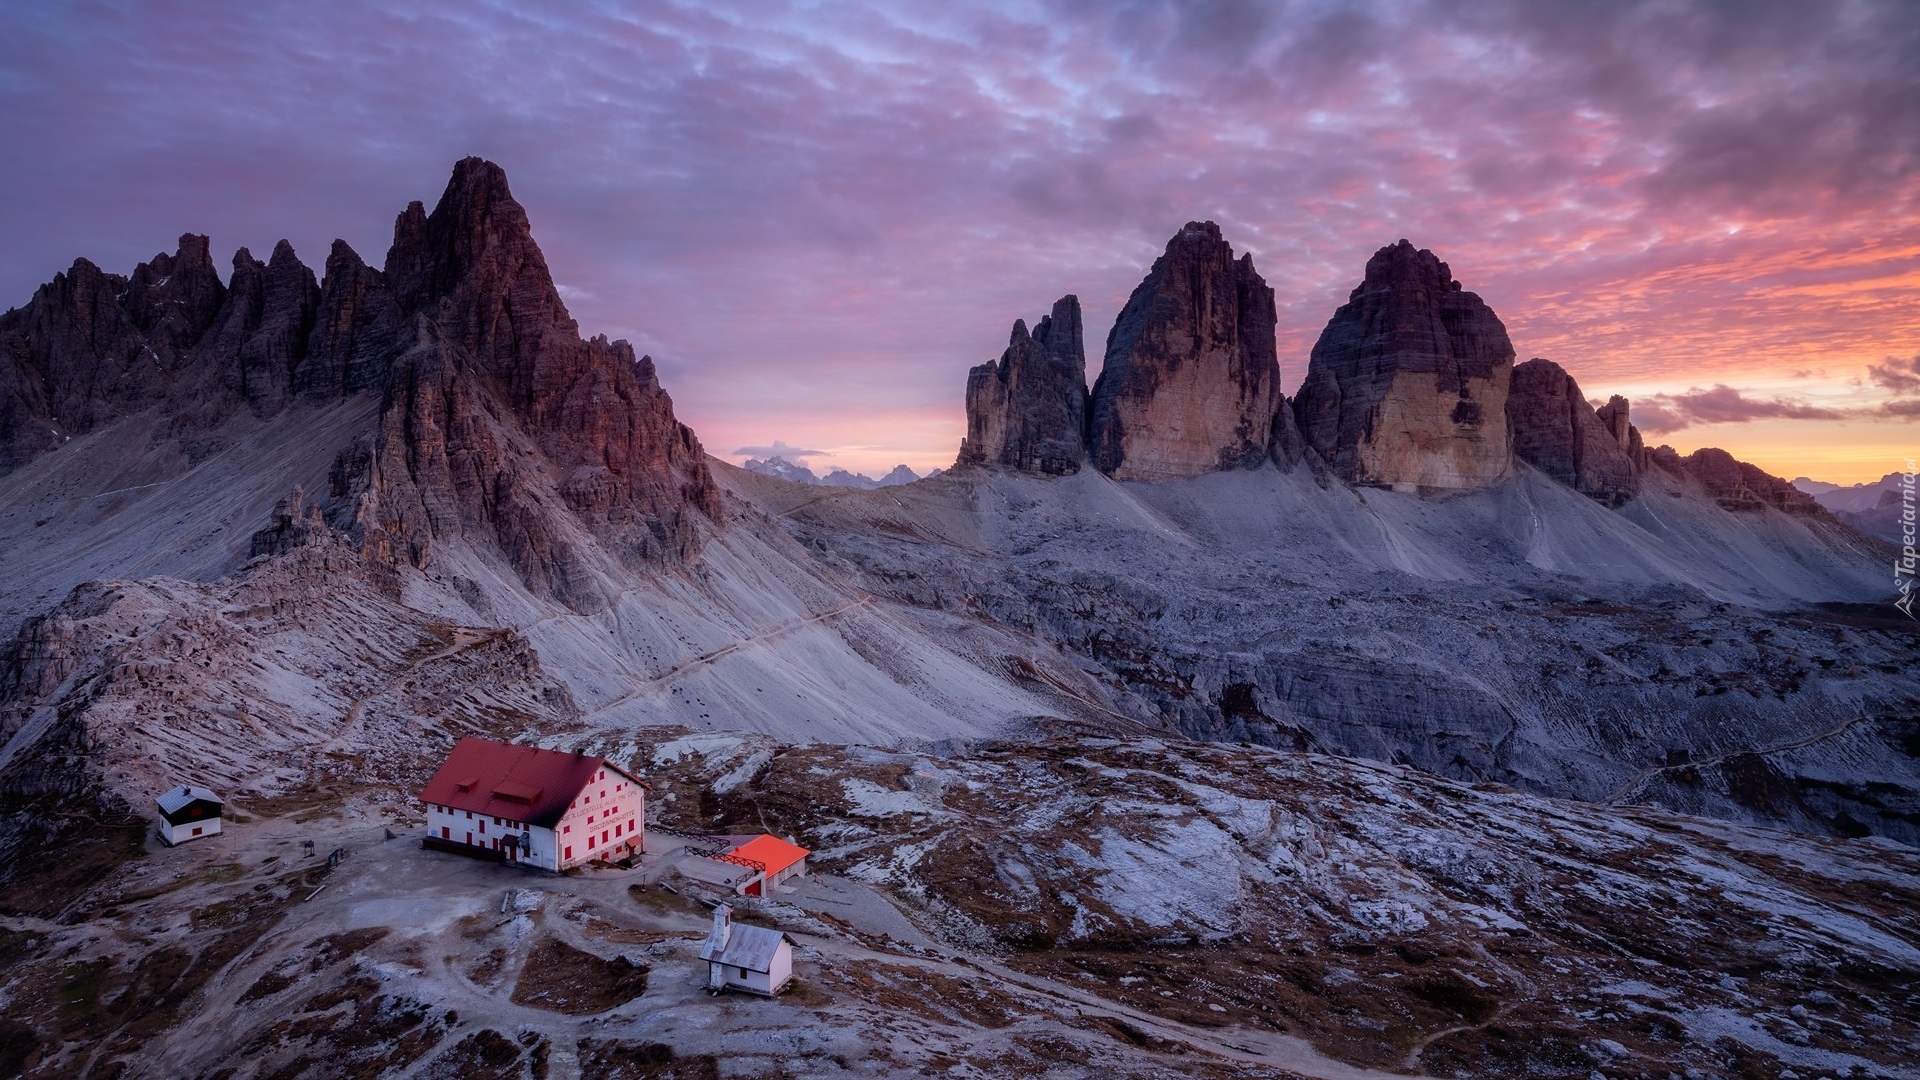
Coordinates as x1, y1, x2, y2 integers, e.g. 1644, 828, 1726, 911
729, 834, 810, 878
419, 738, 639, 828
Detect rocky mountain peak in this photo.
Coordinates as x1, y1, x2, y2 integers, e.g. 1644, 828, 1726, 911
959, 294, 1089, 475
1507, 358, 1640, 506
1087, 222, 1281, 480
1293, 239, 1514, 491
125, 233, 227, 355
1662, 447, 1828, 515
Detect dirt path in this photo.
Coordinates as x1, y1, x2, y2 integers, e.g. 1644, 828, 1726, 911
1607, 713, 1871, 804
574, 596, 874, 721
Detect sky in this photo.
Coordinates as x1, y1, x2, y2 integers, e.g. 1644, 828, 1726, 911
1, 1, 1915, 484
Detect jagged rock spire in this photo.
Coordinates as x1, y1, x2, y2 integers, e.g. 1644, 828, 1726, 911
0, 157, 721, 611
1507, 358, 1639, 506
959, 295, 1089, 475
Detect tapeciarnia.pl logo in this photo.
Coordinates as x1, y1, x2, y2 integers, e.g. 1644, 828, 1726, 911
1897, 458, 1917, 620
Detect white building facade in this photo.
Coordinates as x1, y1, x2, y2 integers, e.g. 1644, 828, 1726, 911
699, 903, 795, 997
157, 785, 224, 846
420, 739, 647, 872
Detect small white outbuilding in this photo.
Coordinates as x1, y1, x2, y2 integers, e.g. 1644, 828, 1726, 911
156, 785, 224, 846
698, 903, 795, 997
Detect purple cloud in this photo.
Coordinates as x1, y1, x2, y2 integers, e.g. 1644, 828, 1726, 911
1867, 356, 1920, 396
1635, 384, 1853, 435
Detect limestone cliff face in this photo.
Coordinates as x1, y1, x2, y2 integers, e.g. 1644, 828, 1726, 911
959, 295, 1088, 475
1088, 222, 1281, 481
0, 157, 720, 610
1507, 358, 1638, 506
1294, 240, 1514, 491
194, 240, 322, 416
0, 236, 228, 471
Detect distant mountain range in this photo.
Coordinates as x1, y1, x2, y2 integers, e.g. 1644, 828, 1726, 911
739, 455, 935, 489
1793, 472, 1909, 542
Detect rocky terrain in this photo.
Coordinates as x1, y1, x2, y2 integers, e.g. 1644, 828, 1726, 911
0, 731, 1913, 1079
0, 157, 1914, 1077
960, 295, 1090, 476
1507, 359, 1640, 507
748, 460, 1916, 849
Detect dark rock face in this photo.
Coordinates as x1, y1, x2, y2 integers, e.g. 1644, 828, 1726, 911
343, 158, 720, 606
1294, 240, 1514, 491
1507, 358, 1639, 505
296, 239, 404, 400
1661, 447, 1828, 515
1088, 223, 1281, 480
0, 157, 720, 610
959, 295, 1088, 475
196, 241, 322, 415
1593, 395, 1648, 472
0, 236, 229, 472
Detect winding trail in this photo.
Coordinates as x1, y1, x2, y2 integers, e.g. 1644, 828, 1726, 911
573, 596, 874, 722
1607, 713, 1872, 805
233, 627, 510, 794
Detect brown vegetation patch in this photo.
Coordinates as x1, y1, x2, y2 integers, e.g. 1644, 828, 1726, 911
818, 961, 1027, 1029
1012, 940, 1527, 1069
509, 937, 648, 1014
241, 926, 390, 1002
576, 1038, 721, 1080
628, 881, 713, 918
0, 818, 148, 919
585, 911, 700, 945
467, 947, 508, 987
419, 1029, 529, 1080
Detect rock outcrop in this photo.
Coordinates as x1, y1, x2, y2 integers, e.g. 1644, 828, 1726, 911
1654, 447, 1828, 515
0, 236, 229, 472
195, 240, 322, 415
1088, 223, 1281, 480
296, 239, 404, 400
1294, 240, 1514, 491
1594, 395, 1647, 472
959, 295, 1089, 475
1507, 358, 1639, 505
348, 160, 720, 589
0, 157, 720, 610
